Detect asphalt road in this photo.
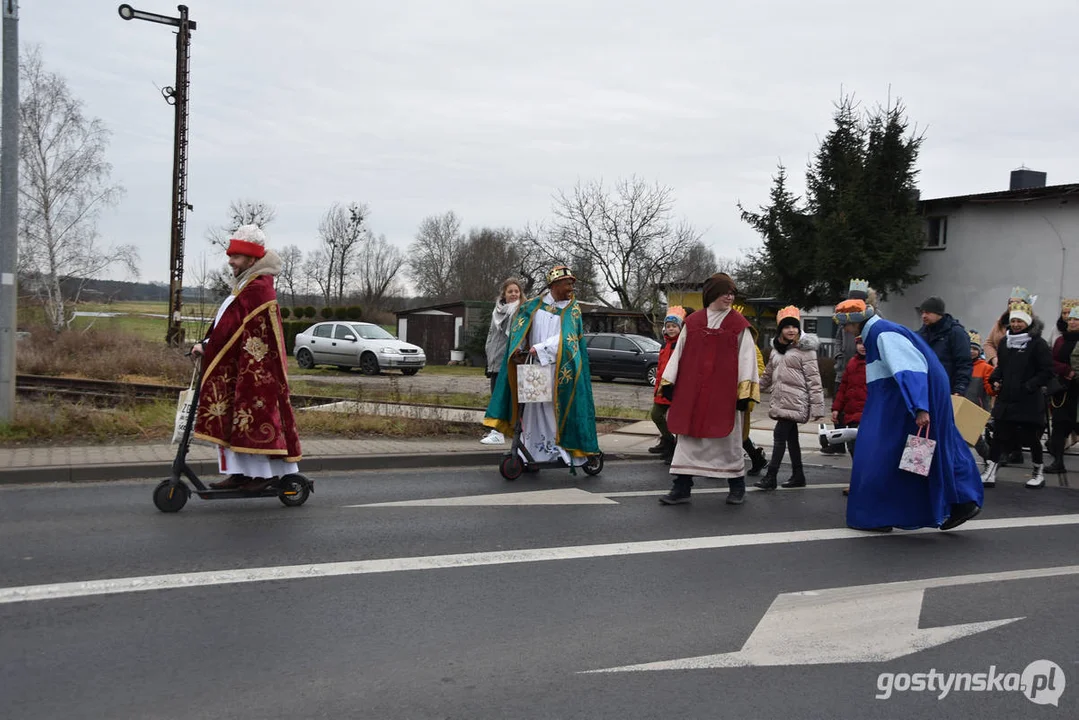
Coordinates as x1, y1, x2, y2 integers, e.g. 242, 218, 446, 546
2, 463, 1077, 720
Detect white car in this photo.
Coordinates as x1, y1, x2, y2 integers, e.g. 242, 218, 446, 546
293, 321, 426, 375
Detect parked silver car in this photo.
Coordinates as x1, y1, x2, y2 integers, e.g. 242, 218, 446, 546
294, 321, 426, 375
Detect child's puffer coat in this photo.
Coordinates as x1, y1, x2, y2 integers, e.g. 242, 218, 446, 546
761, 333, 826, 423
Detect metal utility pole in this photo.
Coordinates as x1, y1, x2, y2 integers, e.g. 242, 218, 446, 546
118, 4, 196, 346
0, 0, 19, 423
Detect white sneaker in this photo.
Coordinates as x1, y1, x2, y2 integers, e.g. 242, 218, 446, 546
1026, 464, 1045, 489
981, 461, 998, 488
480, 430, 505, 445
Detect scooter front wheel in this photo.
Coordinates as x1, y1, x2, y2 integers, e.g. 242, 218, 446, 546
278, 474, 311, 507
153, 480, 189, 513
500, 454, 524, 481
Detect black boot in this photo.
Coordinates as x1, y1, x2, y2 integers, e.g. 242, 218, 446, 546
754, 468, 778, 490
726, 477, 746, 505
747, 447, 768, 476
820, 443, 846, 455
648, 437, 672, 454
1044, 458, 1067, 474
781, 467, 806, 488
659, 475, 693, 505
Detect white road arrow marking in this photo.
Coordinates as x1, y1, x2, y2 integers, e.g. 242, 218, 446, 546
346, 484, 851, 507
585, 565, 1079, 672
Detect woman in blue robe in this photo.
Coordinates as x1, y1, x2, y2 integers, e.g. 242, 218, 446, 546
834, 280, 984, 532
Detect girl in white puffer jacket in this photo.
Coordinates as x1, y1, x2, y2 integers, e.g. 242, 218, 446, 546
754, 306, 826, 490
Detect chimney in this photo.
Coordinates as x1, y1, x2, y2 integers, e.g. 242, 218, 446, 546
1010, 168, 1047, 191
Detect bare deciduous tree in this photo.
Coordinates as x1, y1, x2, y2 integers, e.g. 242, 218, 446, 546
355, 231, 404, 310
17, 48, 135, 332
303, 247, 333, 306
276, 244, 304, 308
526, 177, 703, 311
448, 227, 522, 300
315, 202, 367, 304
205, 199, 277, 249
408, 211, 463, 300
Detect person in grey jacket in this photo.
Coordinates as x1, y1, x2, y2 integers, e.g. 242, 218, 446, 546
822, 325, 859, 455
916, 296, 972, 397
480, 278, 522, 445
754, 306, 826, 490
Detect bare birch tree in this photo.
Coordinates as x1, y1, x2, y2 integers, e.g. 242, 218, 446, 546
314, 202, 366, 304
17, 48, 135, 332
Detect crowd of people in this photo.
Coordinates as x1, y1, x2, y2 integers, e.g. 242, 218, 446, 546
479, 269, 1078, 532
180, 227, 1064, 529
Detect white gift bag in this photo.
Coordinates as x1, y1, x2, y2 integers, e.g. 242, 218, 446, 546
171, 367, 198, 445
517, 356, 553, 404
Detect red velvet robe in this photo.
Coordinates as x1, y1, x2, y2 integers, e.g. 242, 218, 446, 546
193, 274, 302, 461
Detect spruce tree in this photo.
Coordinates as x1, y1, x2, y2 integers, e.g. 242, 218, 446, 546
739, 95, 925, 308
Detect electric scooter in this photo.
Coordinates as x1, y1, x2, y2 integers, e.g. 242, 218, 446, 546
498, 415, 604, 480
152, 356, 314, 513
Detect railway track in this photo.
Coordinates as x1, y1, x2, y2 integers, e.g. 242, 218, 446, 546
14, 375, 640, 422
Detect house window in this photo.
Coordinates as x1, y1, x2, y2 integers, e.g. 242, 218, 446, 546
803, 318, 818, 334
925, 216, 947, 249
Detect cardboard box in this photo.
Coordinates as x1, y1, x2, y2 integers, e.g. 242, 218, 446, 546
951, 395, 991, 447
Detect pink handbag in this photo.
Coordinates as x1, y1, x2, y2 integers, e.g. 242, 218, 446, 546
899, 422, 936, 477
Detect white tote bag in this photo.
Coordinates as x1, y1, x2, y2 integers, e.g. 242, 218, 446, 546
171, 366, 198, 445
517, 356, 553, 404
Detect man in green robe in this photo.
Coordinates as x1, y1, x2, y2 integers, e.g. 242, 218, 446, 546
483, 265, 599, 465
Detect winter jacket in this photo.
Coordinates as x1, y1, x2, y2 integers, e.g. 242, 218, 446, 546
653, 334, 679, 406
917, 313, 972, 395
484, 300, 520, 374
985, 312, 1046, 366
831, 353, 867, 423
989, 328, 1053, 426
966, 358, 996, 411
761, 333, 826, 423
1050, 331, 1079, 394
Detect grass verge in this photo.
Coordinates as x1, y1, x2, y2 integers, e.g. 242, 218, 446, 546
0, 398, 478, 446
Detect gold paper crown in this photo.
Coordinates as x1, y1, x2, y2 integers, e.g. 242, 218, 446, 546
1009, 300, 1033, 316
545, 265, 576, 286
968, 330, 983, 347
776, 305, 801, 323
1061, 298, 1079, 311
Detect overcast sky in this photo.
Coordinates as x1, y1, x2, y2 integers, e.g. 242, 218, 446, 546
17, 0, 1079, 285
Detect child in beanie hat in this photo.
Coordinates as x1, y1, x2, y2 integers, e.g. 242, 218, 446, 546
650, 307, 686, 461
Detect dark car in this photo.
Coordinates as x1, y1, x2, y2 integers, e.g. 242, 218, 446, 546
583, 333, 662, 385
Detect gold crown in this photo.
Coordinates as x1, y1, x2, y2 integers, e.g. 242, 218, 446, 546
968, 330, 983, 346
1009, 300, 1033, 316
546, 265, 576, 286
1062, 298, 1079, 310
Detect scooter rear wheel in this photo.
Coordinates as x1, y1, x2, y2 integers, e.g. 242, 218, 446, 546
500, 454, 524, 481
153, 480, 188, 513
278, 474, 311, 507
582, 453, 604, 476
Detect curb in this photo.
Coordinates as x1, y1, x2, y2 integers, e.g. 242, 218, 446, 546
0, 451, 655, 485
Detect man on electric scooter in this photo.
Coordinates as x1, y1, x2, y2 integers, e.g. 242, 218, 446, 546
483, 265, 599, 468
190, 225, 302, 491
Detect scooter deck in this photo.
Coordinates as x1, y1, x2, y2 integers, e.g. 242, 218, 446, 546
194, 488, 290, 500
